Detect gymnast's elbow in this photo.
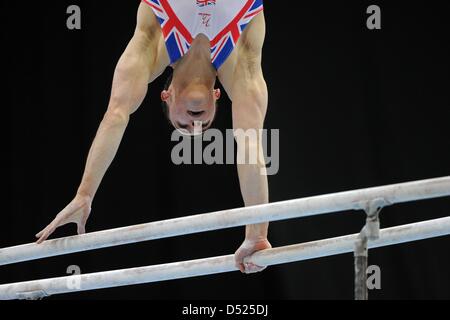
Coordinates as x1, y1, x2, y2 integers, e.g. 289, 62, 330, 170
102, 107, 131, 128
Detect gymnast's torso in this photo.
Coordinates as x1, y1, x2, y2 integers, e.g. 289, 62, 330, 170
143, 0, 263, 69
141, 0, 266, 93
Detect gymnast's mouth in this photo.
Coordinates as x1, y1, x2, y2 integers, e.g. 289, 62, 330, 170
188, 110, 205, 117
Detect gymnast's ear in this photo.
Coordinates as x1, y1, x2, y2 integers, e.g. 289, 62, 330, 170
161, 90, 170, 102
214, 88, 221, 100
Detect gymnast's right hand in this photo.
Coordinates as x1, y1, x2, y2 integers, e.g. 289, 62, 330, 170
35, 194, 92, 244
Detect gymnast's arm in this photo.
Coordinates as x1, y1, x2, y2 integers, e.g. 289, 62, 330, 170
230, 57, 272, 274
36, 3, 168, 243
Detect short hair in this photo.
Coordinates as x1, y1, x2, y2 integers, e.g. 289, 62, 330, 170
161, 70, 219, 128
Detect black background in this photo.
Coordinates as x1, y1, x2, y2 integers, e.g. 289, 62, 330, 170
3, 0, 450, 300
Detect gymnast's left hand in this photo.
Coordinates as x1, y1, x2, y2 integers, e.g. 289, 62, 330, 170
234, 238, 272, 274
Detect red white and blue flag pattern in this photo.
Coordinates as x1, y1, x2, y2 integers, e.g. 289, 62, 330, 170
196, 0, 216, 7
143, 0, 264, 69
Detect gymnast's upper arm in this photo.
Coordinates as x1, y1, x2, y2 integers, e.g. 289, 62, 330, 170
108, 3, 168, 115
128, 2, 168, 82
231, 71, 268, 132
231, 22, 268, 128
136, 1, 160, 41
229, 12, 267, 127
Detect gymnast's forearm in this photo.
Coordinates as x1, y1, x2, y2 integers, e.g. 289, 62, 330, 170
76, 111, 130, 199
233, 75, 270, 240
76, 33, 153, 199
237, 153, 270, 240
76, 71, 149, 199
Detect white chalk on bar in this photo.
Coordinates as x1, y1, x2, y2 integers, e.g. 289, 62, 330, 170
1, 176, 450, 266
0, 216, 449, 300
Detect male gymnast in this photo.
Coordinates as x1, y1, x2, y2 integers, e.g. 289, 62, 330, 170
36, 0, 271, 274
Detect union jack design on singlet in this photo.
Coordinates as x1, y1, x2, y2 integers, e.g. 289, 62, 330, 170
143, 0, 264, 70
196, 0, 216, 7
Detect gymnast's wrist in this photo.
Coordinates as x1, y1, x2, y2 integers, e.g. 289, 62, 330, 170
245, 224, 269, 241
75, 191, 94, 204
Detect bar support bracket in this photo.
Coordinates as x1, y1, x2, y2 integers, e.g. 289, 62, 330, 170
354, 198, 386, 300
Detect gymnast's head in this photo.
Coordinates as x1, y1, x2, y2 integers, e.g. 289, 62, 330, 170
161, 71, 221, 135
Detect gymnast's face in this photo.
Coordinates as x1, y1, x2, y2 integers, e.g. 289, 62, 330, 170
161, 84, 221, 135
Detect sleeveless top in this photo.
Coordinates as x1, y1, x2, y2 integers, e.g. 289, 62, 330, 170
143, 0, 264, 69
